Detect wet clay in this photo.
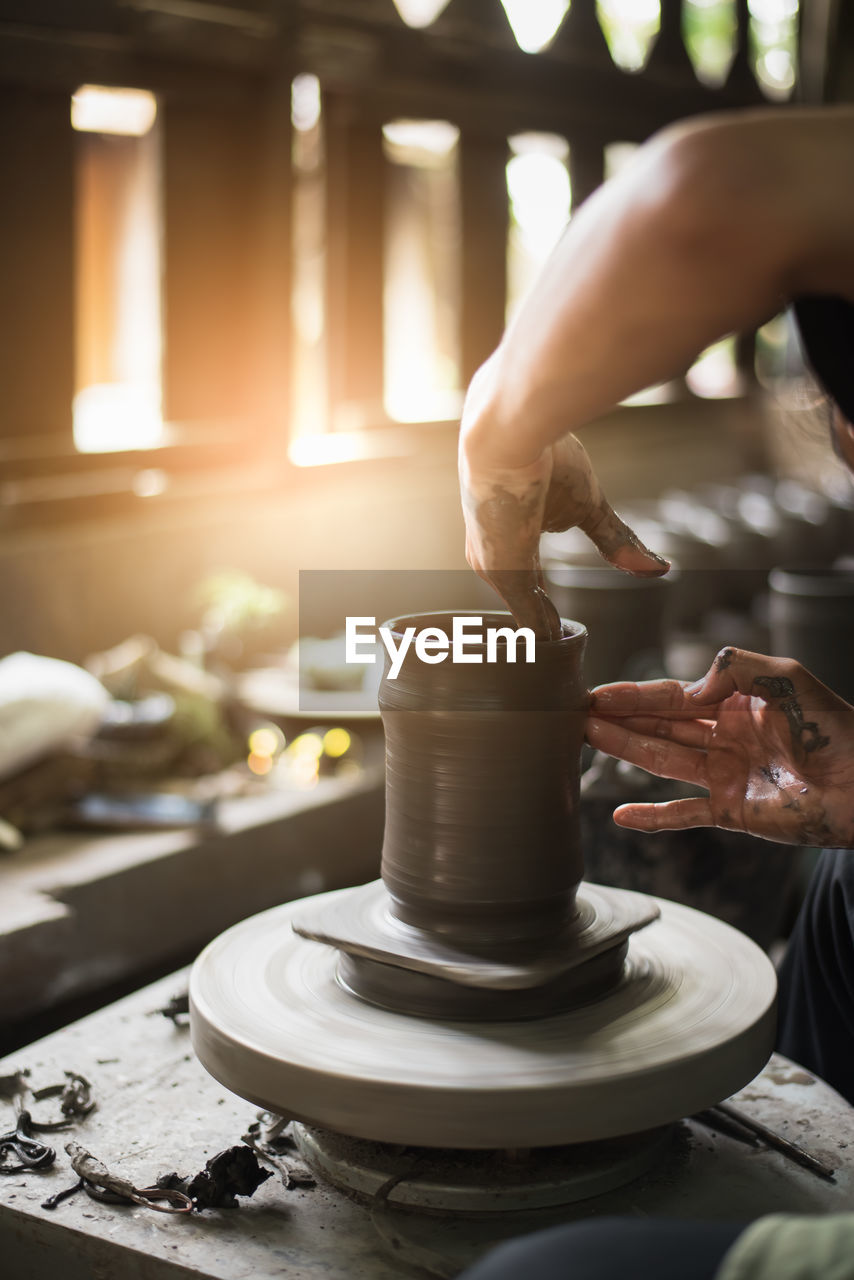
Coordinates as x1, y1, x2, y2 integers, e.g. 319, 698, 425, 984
378, 612, 588, 947
293, 612, 657, 1019
190, 611, 777, 1146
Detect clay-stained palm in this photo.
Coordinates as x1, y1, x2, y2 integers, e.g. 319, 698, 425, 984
587, 647, 854, 848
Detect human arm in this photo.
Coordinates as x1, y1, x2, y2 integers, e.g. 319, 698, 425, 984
585, 646, 854, 847
460, 107, 854, 634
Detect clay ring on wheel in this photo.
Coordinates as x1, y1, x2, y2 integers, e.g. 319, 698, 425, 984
190, 887, 776, 1150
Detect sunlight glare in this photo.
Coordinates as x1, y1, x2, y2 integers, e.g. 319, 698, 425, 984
291, 74, 321, 132
597, 0, 660, 70
500, 0, 569, 54
507, 151, 571, 253
748, 0, 797, 19
73, 383, 165, 453
382, 119, 459, 160
392, 0, 451, 27
759, 48, 795, 91
72, 86, 157, 136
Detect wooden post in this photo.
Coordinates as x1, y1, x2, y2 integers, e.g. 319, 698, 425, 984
797, 0, 838, 104
323, 93, 386, 424
432, 0, 516, 45
735, 330, 757, 387
459, 130, 508, 385
551, 0, 612, 68
726, 0, 763, 100
0, 87, 75, 438
161, 85, 286, 432
568, 137, 605, 211
647, 0, 696, 79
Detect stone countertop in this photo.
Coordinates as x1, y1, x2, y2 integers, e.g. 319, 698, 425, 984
1, 966, 854, 1280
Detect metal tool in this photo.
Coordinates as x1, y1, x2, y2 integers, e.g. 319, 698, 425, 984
695, 1101, 836, 1182
715, 1101, 836, 1182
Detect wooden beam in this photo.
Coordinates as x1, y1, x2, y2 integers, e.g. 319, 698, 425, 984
323, 92, 387, 420
0, 87, 74, 437
459, 129, 508, 384
161, 82, 290, 434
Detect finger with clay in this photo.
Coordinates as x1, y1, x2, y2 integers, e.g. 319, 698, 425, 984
586, 647, 854, 848
459, 361, 669, 640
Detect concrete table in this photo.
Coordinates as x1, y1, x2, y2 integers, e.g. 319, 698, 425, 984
1, 970, 853, 1280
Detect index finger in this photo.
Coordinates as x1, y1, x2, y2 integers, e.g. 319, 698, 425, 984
485, 568, 562, 639
590, 678, 721, 720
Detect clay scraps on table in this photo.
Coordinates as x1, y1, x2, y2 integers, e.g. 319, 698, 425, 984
156, 1145, 271, 1209
1, 1068, 96, 1129
242, 1112, 317, 1189
1, 1069, 98, 1176
43, 1142, 193, 1213
31, 1072, 96, 1124
152, 991, 190, 1025
1, 1111, 57, 1174
44, 1143, 272, 1214
0, 1070, 30, 1102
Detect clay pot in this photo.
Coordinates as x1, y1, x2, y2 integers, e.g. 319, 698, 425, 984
378, 611, 587, 946
768, 566, 854, 704
543, 565, 670, 689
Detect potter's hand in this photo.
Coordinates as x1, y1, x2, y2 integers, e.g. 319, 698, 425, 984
586, 647, 854, 847
459, 357, 669, 640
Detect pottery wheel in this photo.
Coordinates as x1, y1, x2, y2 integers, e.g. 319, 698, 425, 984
190, 886, 776, 1149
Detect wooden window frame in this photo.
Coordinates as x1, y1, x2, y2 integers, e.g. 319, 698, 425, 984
0, 0, 839, 529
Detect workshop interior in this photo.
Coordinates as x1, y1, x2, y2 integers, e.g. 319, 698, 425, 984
2, 2, 854, 1278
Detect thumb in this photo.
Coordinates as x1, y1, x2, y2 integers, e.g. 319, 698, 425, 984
578, 498, 670, 578
684, 647, 804, 704
685, 647, 837, 760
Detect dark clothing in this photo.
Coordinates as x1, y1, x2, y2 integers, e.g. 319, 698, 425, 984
793, 296, 854, 426
777, 847, 854, 1105
459, 1218, 745, 1280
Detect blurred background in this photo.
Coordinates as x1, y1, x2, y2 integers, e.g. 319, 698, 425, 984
2, 0, 854, 1046
2, 0, 850, 664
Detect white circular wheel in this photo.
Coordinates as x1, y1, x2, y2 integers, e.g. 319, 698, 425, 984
190, 887, 777, 1149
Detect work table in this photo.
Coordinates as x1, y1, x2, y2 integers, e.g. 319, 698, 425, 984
1, 967, 853, 1280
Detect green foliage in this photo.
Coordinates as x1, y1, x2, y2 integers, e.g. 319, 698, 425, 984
196, 570, 288, 638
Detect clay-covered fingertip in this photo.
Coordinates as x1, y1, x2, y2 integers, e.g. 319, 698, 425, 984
630, 566, 671, 579
530, 588, 562, 642
611, 548, 671, 578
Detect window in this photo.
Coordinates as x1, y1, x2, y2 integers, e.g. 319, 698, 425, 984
382, 120, 462, 424
506, 132, 571, 322
72, 86, 164, 454
0, 0, 822, 520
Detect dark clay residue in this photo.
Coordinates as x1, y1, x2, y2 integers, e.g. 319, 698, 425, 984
753, 675, 830, 757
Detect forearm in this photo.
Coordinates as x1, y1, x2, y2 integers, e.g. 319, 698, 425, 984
467, 107, 854, 469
